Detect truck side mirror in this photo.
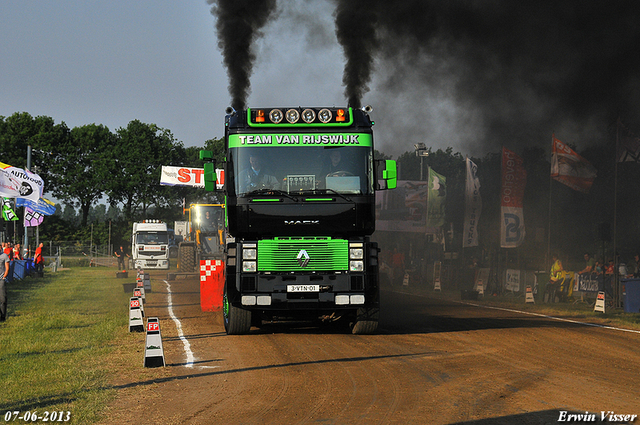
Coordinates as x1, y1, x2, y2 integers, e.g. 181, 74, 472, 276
375, 159, 397, 190
200, 150, 218, 192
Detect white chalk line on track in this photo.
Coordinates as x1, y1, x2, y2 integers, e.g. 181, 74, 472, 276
404, 289, 640, 335
165, 280, 195, 367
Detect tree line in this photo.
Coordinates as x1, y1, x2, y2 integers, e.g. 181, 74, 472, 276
2, 111, 634, 268
1, 112, 223, 247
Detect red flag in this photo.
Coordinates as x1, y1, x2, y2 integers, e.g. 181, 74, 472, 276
551, 136, 597, 194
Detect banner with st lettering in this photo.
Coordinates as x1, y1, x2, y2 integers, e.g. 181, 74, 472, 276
500, 147, 526, 248
463, 158, 481, 248
160, 166, 224, 189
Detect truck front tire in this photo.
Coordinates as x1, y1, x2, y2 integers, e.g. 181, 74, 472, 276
223, 291, 252, 335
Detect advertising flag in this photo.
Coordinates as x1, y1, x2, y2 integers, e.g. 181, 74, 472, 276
500, 147, 526, 248
427, 168, 446, 227
551, 136, 597, 193
463, 158, 482, 248
616, 121, 640, 163
16, 197, 57, 216
0, 162, 44, 202
2, 198, 18, 221
24, 207, 44, 227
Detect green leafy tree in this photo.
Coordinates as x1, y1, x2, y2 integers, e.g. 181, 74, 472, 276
0, 112, 68, 190
107, 120, 186, 220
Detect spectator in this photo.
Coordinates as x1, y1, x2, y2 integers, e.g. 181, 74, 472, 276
578, 253, 595, 275
626, 254, 640, 278
3, 242, 13, 260
34, 243, 44, 276
594, 260, 603, 274
1, 245, 10, 321
545, 254, 563, 303
13, 243, 23, 260
114, 246, 129, 271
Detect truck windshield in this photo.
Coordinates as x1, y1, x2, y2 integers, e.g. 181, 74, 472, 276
230, 146, 373, 196
136, 232, 168, 244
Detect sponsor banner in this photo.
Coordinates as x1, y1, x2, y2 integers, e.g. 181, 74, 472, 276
500, 147, 526, 248
228, 133, 372, 148
575, 273, 601, 292
24, 207, 44, 227
160, 166, 224, 189
427, 168, 446, 228
463, 158, 481, 247
505, 269, 521, 292
376, 180, 428, 233
2, 198, 18, 221
16, 197, 56, 216
0, 162, 44, 202
551, 136, 597, 193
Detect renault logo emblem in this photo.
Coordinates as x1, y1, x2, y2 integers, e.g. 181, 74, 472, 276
297, 250, 310, 267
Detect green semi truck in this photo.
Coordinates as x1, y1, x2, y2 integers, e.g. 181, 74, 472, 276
201, 105, 396, 334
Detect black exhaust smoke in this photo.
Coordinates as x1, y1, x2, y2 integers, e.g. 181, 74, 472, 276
333, 0, 379, 109
208, 0, 277, 111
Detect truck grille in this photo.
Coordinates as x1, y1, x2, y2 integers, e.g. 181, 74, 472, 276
257, 237, 348, 272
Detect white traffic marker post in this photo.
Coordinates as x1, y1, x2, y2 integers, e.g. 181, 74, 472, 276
144, 317, 165, 368
129, 297, 144, 332
434, 278, 441, 291
477, 280, 484, 296
525, 286, 535, 303
133, 287, 144, 303
133, 294, 144, 317
594, 291, 606, 313
143, 273, 151, 292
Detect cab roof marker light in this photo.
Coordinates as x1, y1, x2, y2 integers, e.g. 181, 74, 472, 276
318, 108, 332, 123
336, 109, 346, 122
269, 109, 283, 124
302, 108, 316, 123
256, 109, 265, 122
286, 109, 300, 124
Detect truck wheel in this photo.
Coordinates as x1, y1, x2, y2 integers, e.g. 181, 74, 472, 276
223, 292, 251, 335
351, 306, 379, 335
179, 244, 196, 272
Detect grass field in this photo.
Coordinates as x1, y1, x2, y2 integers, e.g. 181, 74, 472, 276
0, 268, 157, 423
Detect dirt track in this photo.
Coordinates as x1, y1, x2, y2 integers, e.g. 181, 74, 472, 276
99, 271, 640, 425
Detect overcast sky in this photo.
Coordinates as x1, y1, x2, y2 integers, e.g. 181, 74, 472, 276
3, 1, 639, 161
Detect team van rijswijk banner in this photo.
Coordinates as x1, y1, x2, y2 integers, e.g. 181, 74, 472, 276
160, 166, 224, 189
500, 147, 526, 248
0, 161, 44, 202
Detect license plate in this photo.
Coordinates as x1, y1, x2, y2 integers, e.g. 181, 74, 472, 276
287, 284, 319, 293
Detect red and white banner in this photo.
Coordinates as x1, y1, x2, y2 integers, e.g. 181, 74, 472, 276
500, 147, 526, 248
160, 166, 224, 189
551, 136, 597, 193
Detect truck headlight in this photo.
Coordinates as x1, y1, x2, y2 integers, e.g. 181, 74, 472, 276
349, 260, 364, 272
243, 261, 257, 272
349, 248, 363, 260
243, 248, 257, 260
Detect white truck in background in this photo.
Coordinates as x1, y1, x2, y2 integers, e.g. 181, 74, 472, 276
131, 220, 170, 269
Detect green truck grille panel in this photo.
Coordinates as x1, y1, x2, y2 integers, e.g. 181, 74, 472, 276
257, 238, 348, 272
